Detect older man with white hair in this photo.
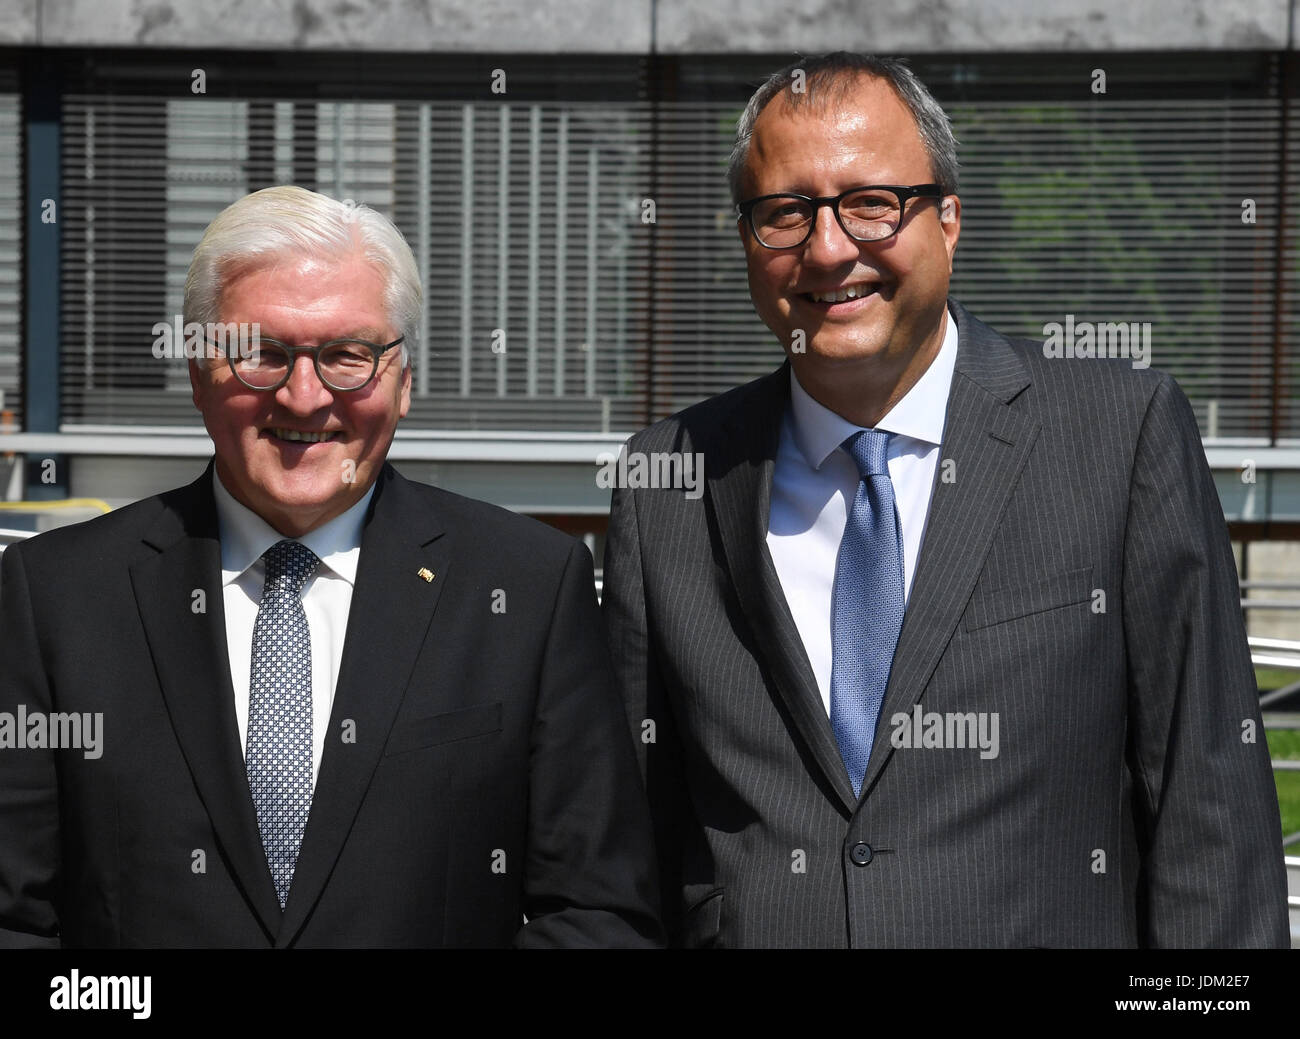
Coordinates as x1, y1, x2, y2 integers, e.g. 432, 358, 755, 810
0, 186, 662, 948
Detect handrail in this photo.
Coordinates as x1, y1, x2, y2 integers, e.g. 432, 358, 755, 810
1252, 637, 1300, 652
1241, 581, 1300, 612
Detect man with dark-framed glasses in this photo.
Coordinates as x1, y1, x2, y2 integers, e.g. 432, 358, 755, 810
0, 185, 661, 948
603, 52, 1287, 947
220, 333, 407, 394
737, 183, 943, 251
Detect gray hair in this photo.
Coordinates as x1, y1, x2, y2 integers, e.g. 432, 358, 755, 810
728, 53, 959, 204
184, 185, 420, 369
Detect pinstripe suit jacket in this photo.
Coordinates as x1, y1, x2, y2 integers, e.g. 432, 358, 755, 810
602, 298, 1288, 948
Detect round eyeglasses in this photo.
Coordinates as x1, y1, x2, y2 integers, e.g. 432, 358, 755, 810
209, 336, 405, 392
737, 184, 943, 250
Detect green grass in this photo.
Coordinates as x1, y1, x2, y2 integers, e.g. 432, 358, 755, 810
1257, 669, 1299, 694
1254, 667, 1300, 842
1266, 729, 1300, 842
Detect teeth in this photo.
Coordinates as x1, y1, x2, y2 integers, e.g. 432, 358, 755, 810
813, 284, 876, 303
272, 428, 336, 443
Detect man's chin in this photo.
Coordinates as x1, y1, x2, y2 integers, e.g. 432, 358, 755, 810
786, 336, 892, 367
238, 466, 363, 528
248, 489, 355, 536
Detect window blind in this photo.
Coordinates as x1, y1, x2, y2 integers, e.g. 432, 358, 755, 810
44, 51, 1296, 442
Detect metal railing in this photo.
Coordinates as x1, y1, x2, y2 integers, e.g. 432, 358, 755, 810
0, 500, 113, 558
1250, 633, 1300, 861
1287, 856, 1300, 949
1242, 580, 1300, 614
0, 526, 33, 552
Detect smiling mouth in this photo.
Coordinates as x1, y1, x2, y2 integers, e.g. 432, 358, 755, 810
806, 283, 882, 304
267, 428, 341, 444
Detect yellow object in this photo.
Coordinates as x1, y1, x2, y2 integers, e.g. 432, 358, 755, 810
0, 498, 112, 514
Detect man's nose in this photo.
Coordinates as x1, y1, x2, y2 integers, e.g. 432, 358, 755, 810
803, 203, 863, 267
276, 354, 334, 411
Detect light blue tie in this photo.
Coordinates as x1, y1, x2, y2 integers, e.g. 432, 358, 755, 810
247, 539, 319, 909
830, 430, 906, 798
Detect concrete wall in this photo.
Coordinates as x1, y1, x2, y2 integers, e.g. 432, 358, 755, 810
1, 0, 1296, 52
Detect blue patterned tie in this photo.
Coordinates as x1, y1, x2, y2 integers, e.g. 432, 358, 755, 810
830, 430, 906, 797
247, 539, 319, 909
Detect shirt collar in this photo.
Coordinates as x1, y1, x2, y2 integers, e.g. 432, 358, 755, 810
212, 469, 375, 588
789, 303, 960, 470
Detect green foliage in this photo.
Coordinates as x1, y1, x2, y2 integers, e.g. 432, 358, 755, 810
1266, 729, 1300, 840
949, 103, 1222, 397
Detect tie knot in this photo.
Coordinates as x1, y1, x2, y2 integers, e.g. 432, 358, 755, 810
843, 429, 891, 478
262, 539, 320, 599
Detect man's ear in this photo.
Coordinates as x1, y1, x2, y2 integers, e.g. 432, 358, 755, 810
940, 194, 961, 271
398, 360, 412, 419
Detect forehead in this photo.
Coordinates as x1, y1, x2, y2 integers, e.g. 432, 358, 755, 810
220, 251, 390, 330
744, 74, 931, 195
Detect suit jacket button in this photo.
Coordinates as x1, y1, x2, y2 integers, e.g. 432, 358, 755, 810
850, 842, 873, 866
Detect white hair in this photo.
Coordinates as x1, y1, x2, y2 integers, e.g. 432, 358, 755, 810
184, 185, 420, 369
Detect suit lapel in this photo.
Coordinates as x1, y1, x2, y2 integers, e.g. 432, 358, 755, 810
129, 466, 284, 938
860, 299, 1041, 797
707, 369, 860, 814
277, 465, 450, 946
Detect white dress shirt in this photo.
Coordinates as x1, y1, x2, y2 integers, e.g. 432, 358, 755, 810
213, 472, 374, 790
766, 306, 959, 715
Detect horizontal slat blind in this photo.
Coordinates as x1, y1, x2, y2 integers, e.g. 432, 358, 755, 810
949, 99, 1283, 440
650, 101, 773, 419
1283, 87, 1299, 442
394, 101, 655, 430
51, 53, 1297, 443
61, 94, 661, 431
62, 97, 178, 421
0, 78, 20, 433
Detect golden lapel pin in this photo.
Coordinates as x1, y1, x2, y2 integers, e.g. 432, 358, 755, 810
417, 567, 435, 583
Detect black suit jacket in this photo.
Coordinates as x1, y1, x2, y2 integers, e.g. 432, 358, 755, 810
603, 298, 1288, 948
0, 462, 661, 947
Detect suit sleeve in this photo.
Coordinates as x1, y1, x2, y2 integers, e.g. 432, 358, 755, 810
602, 479, 693, 944
0, 544, 63, 948
513, 538, 664, 948
1122, 373, 1289, 947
